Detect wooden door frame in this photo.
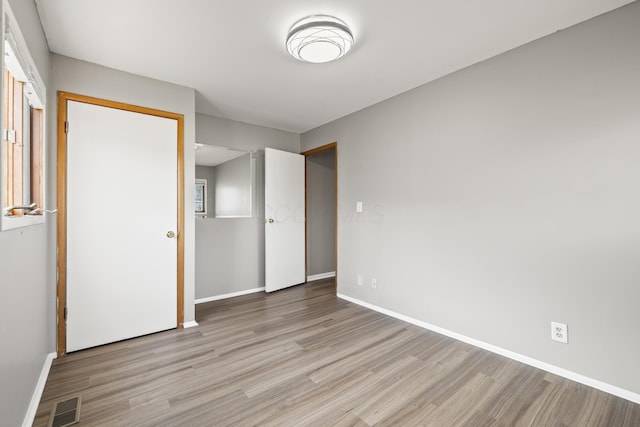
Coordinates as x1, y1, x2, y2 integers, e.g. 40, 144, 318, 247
301, 142, 338, 292
56, 91, 185, 356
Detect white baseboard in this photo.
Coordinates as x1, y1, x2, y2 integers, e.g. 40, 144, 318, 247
195, 287, 265, 304
183, 320, 199, 328
306, 271, 336, 282
337, 293, 640, 405
22, 352, 57, 427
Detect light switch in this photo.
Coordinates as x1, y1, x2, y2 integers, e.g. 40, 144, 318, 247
356, 201, 363, 213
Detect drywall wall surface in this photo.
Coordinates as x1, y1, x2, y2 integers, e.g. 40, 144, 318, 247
306, 149, 336, 276
51, 54, 197, 325
196, 113, 300, 152
195, 218, 263, 298
302, 2, 640, 395
0, 2, 52, 426
0, 226, 50, 427
195, 113, 299, 299
215, 153, 252, 218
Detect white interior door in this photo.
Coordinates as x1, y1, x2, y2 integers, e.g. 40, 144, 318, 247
66, 100, 178, 352
265, 148, 305, 292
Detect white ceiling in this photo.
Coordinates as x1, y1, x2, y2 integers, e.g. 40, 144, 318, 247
195, 145, 247, 167
35, 0, 634, 133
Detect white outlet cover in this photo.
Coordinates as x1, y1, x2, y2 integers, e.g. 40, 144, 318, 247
551, 321, 568, 344
356, 201, 363, 213
357, 274, 363, 286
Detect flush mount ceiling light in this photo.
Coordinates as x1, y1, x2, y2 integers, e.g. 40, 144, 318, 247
286, 15, 354, 63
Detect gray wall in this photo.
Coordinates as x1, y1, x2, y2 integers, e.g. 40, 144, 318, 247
0, 225, 50, 427
196, 217, 263, 297
50, 55, 197, 325
302, 3, 640, 396
195, 113, 299, 300
0, 1, 51, 426
215, 153, 252, 218
306, 149, 336, 276
197, 113, 300, 153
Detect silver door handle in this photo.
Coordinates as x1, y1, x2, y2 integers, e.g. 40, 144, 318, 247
167, 231, 176, 238
267, 218, 274, 223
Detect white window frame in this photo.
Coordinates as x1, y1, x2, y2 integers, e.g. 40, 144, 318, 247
1, 1, 47, 231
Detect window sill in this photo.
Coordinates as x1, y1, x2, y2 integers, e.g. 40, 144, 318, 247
1, 214, 45, 231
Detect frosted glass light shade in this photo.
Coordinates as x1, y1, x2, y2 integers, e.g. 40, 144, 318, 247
286, 15, 354, 63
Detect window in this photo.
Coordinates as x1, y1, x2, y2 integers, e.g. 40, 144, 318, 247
3, 64, 43, 216
1, 4, 46, 231
195, 179, 207, 215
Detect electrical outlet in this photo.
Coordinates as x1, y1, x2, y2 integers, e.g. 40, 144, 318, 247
371, 278, 377, 289
357, 274, 363, 286
551, 322, 568, 344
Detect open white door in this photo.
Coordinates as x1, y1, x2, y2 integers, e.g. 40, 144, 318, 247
65, 100, 178, 352
265, 148, 305, 292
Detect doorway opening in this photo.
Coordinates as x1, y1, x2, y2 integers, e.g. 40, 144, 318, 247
303, 142, 337, 292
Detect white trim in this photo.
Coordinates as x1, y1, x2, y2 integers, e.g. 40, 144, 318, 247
1, 214, 46, 231
337, 293, 640, 405
4, 2, 46, 106
306, 271, 336, 282
195, 287, 265, 304
183, 320, 199, 328
22, 352, 56, 427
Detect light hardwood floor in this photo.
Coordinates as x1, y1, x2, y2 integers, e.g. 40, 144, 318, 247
34, 279, 640, 426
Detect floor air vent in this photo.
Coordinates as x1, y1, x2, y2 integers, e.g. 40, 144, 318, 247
48, 395, 82, 427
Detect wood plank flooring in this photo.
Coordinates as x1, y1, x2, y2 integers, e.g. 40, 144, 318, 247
34, 279, 640, 426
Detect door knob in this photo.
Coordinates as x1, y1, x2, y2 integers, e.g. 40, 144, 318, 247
267, 218, 274, 223
167, 231, 176, 238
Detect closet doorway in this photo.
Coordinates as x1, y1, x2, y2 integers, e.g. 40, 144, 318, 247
303, 142, 337, 291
